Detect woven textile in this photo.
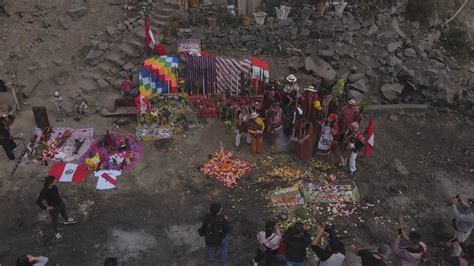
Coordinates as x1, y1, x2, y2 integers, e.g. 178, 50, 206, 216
215, 57, 251, 95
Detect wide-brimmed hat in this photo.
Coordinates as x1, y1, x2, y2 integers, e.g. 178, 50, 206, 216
249, 112, 259, 119
286, 74, 297, 83
348, 99, 358, 105
304, 86, 318, 93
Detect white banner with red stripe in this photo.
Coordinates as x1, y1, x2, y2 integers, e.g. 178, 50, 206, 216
94, 170, 122, 190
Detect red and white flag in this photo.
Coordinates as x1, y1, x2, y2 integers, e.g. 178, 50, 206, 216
364, 118, 375, 156
94, 170, 122, 190
145, 15, 156, 49
48, 163, 89, 183
251, 58, 269, 95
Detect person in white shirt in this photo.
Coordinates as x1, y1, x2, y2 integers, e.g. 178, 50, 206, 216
254, 221, 282, 266
16, 255, 49, 266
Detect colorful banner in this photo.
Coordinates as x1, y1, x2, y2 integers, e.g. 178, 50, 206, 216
139, 56, 179, 95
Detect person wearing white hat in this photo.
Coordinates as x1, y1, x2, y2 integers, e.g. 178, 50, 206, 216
247, 112, 265, 155
300, 85, 321, 124
53, 91, 66, 122
234, 106, 252, 149
338, 98, 361, 134
338, 121, 364, 175
284, 74, 300, 95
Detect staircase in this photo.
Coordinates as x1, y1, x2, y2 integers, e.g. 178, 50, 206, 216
78, 0, 180, 116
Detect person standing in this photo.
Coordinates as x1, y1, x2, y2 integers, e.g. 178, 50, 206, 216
357, 244, 390, 266
198, 203, 230, 263
338, 99, 361, 134
294, 118, 315, 162
393, 230, 427, 266
263, 85, 282, 111
265, 101, 284, 151
300, 86, 320, 124
338, 122, 364, 175
16, 255, 48, 266
247, 112, 265, 155
0, 118, 17, 160
450, 195, 474, 256
253, 221, 282, 266
36, 176, 77, 241
235, 106, 251, 150
311, 225, 345, 266
284, 74, 300, 96
283, 222, 312, 266
316, 113, 339, 156
53, 91, 67, 122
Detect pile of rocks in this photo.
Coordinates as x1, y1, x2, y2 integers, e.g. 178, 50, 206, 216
196, 3, 473, 116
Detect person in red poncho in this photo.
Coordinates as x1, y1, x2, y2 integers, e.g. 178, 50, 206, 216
338, 99, 361, 134
294, 117, 315, 162
300, 85, 320, 125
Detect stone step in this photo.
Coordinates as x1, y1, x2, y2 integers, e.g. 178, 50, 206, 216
152, 13, 172, 21
126, 39, 144, 50
155, 7, 175, 16
118, 43, 139, 58
104, 52, 126, 67
151, 19, 169, 27
97, 62, 121, 77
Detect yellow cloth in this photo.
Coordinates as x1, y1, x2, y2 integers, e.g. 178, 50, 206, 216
256, 117, 265, 131
313, 100, 322, 110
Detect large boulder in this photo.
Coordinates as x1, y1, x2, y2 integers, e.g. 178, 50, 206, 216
304, 56, 337, 81
381, 83, 404, 102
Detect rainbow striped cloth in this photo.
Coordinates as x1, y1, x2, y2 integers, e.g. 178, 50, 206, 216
139, 56, 179, 96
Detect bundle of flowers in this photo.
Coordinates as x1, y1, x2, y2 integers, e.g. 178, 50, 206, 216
201, 150, 251, 188
268, 166, 308, 181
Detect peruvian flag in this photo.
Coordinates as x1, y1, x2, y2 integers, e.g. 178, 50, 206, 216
48, 162, 89, 183
145, 15, 156, 49
251, 58, 270, 95
94, 170, 121, 190
364, 118, 375, 156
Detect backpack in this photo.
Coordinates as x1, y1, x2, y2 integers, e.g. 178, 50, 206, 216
201, 215, 226, 247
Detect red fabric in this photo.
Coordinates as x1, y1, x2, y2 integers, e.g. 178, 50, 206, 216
121, 79, 133, 93
251, 79, 266, 95
154, 44, 167, 56
145, 16, 153, 48
135, 95, 151, 113
277, 240, 286, 256
48, 163, 88, 183
300, 92, 319, 123
295, 122, 314, 161
101, 173, 117, 186
364, 118, 375, 156
339, 105, 361, 133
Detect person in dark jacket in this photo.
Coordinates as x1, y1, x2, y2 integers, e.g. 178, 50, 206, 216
198, 203, 230, 263
36, 176, 77, 241
0, 118, 17, 160
283, 222, 311, 266
311, 225, 345, 266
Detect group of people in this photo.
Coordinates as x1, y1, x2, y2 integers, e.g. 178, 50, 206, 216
232, 74, 364, 175
195, 194, 474, 266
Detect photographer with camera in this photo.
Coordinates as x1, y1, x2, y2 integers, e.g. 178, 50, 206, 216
393, 229, 427, 265
282, 222, 312, 266
310, 224, 345, 266
450, 194, 474, 256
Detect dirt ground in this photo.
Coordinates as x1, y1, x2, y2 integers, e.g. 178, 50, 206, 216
1, 106, 473, 265
1, 0, 474, 265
